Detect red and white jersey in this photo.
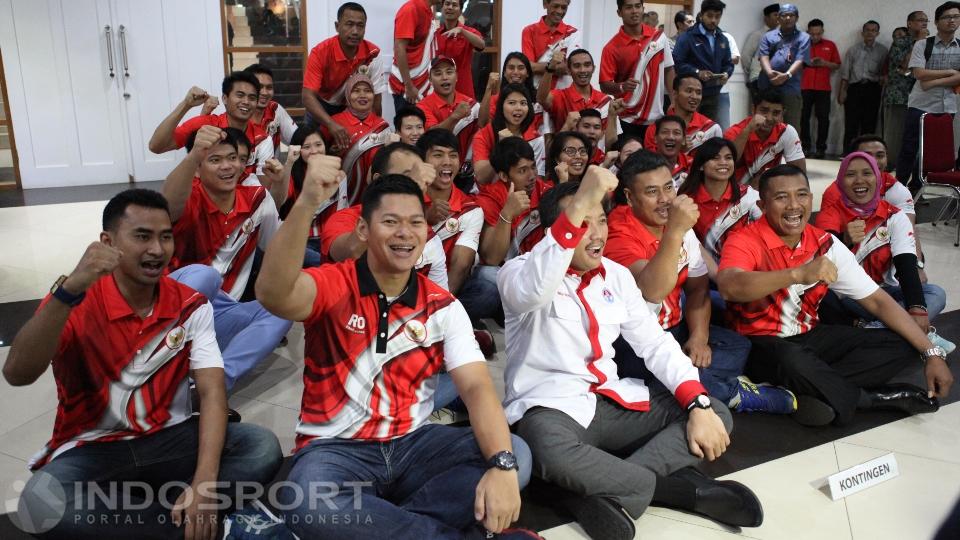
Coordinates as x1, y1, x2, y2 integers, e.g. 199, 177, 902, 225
522, 17, 581, 90
643, 109, 723, 157
30, 276, 222, 470
319, 205, 450, 290
430, 188, 484, 259
814, 200, 915, 287
605, 206, 707, 329
390, 0, 440, 98
171, 180, 281, 300
724, 119, 804, 186
255, 101, 298, 158
499, 213, 707, 428
475, 178, 553, 261
471, 124, 547, 176
173, 113, 273, 175
600, 25, 674, 126
544, 86, 616, 149
692, 183, 763, 263
820, 171, 915, 215
295, 256, 482, 447
671, 153, 693, 189
719, 219, 879, 337
324, 111, 391, 207
418, 91, 480, 160
304, 37, 384, 105
436, 23, 484, 99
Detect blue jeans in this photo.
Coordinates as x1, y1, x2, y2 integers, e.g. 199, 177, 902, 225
613, 321, 750, 404
829, 283, 947, 324
303, 239, 323, 268
19, 419, 283, 539
432, 373, 459, 411
457, 265, 502, 322
278, 424, 532, 539
169, 265, 293, 389
715, 92, 732, 131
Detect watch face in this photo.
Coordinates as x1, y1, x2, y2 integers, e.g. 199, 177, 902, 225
495, 452, 517, 470
697, 395, 711, 408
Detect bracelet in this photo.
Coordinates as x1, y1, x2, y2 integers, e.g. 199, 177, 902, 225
498, 213, 511, 224
908, 305, 928, 314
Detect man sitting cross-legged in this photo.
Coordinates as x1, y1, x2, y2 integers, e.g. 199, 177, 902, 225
717, 164, 953, 427
501, 168, 763, 540
255, 155, 536, 539
5, 189, 282, 539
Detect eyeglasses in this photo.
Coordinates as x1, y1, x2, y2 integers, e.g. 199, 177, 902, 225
940, 14, 960, 21
562, 146, 590, 157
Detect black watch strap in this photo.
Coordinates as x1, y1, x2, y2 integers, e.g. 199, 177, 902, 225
488, 450, 519, 471
51, 275, 85, 307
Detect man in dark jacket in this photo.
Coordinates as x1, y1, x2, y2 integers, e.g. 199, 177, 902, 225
672, 0, 734, 123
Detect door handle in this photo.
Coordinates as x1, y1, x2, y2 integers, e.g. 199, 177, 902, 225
119, 25, 130, 78
104, 25, 115, 78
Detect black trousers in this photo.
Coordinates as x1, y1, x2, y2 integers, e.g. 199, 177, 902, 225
843, 81, 883, 153
745, 324, 918, 425
801, 90, 831, 154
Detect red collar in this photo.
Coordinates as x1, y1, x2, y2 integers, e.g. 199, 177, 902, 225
693, 182, 737, 204
756, 216, 817, 253
102, 275, 178, 322
196, 178, 248, 216
536, 17, 575, 38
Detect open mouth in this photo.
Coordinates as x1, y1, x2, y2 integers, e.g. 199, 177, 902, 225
655, 206, 670, 220
141, 260, 165, 277
438, 168, 455, 182
663, 140, 678, 152
389, 244, 417, 258
853, 186, 869, 197
439, 82, 452, 92
511, 113, 525, 122
783, 213, 803, 227
218, 171, 236, 183
586, 243, 603, 258
238, 105, 251, 115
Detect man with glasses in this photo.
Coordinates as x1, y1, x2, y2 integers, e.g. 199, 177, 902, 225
896, 1, 960, 188
838, 21, 887, 152
884, 11, 929, 170
757, 4, 810, 131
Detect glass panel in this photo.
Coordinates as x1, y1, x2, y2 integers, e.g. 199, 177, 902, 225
228, 52, 304, 111
224, 0, 303, 47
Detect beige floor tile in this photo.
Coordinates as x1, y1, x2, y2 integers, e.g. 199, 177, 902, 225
838, 402, 960, 465
0, 451, 33, 513
0, 410, 56, 463
0, 351, 59, 436
228, 396, 300, 457
835, 442, 960, 540
0, 265, 63, 303
540, 512, 763, 540
232, 352, 304, 412
646, 443, 852, 540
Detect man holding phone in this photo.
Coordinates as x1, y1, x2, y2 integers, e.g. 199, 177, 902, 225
672, 0, 735, 123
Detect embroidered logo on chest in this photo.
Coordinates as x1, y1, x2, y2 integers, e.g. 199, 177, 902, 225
404, 320, 427, 344
346, 314, 367, 334
241, 218, 255, 235
166, 326, 186, 350
444, 217, 461, 234
876, 227, 889, 241
528, 210, 541, 226
602, 288, 615, 304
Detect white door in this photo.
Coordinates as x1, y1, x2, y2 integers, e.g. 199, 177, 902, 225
0, 0, 129, 188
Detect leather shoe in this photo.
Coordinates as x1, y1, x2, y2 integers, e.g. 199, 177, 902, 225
566, 496, 636, 540
864, 384, 939, 415
670, 467, 764, 528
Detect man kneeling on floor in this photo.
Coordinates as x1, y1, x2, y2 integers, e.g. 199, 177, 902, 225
499, 168, 763, 540
717, 164, 953, 427
255, 154, 538, 539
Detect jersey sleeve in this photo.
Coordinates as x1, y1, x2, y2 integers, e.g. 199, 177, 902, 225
253, 138, 275, 174
302, 266, 346, 325
173, 116, 211, 149
368, 55, 388, 94
884, 181, 916, 215
888, 212, 917, 257
812, 203, 846, 235
685, 231, 708, 278
394, 3, 417, 41
826, 235, 881, 300
603, 229, 647, 268
662, 35, 675, 69
423, 237, 449, 290
454, 207, 484, 252
781, 125, 805, 162
303, 45, 324, 93
187, 301, 225, 371
320, 208, 359, 259
442, 299, 484, 372
277, 106, 298, 145
419, 101, 441, 129
474, 189, 504, 227
599, 43, 618, 83
706, 123, 724, 140
521, 26, 536, 63
471, 127, 494, 162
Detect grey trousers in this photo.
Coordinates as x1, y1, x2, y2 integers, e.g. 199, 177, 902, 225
782, 93, 803, 134
883, 104, 907, 170
514, 391, 733, 519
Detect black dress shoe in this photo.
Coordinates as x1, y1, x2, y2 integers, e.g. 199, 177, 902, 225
864, 384, 939, 415
792, 395, 836, 427
670, 468, 764, 528
227, 408, 243, 423
566, 496, 636, 540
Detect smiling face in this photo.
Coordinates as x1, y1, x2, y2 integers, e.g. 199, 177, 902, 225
429, 63, 458, 99
568, 52, 595, 89
543, 0, 570, 26
347, 81, 374, 114
702, 146, 735, 183
759, 174, 812, 243
223, 82, 258, 123
499, 157, 537, 193
576, 116, 603, 145
197, 142, 241, 197
358, 194, 428, 274
557, 135, 588, 177
855, 140, 888, 171
102, 205, 174, 286
618, 0, 645, 27
502, 91, 530, 128
424, 144, 460, 191
556, 195, 608, 271
253, 73, 274, 109
619, 139, 643, 165
655, 120, 684, 160
300, 133, 327, 160
399, 116, 425, 146
675, 77, 703, 115
841, 157, 877, 206
504, 57, 530, 85
624, 166, 675, 228
442, 0, 461, 22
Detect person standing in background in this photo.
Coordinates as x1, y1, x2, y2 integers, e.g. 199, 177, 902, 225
717, 30, 741, 130
839, 20, 888, 152
742, 4, 781, 101
758, 4, 810, 132
672, 0, 733, 126
800, 19, 841, 159
884, 11, 929, 170
436, 0, 485, 100
669, 10, 695, 51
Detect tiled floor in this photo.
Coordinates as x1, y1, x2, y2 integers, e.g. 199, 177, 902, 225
1, 162, 960, 539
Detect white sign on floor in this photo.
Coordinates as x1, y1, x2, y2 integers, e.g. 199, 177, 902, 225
827, 453, 899, 500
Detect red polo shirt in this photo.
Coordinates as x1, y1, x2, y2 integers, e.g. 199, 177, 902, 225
324, 110, 389, 206
475, 178, 552, 259
303, 36, 381, 103
436, 23, 484, 99
430, 187, 484, 258
173, 113, 266, 150
644, 110, 721, 156
801, 39, 841, 92
724, 118, 804, 185
600, 25, 671, 125
390, 0, 437, 95
522, 17, 578, 89
690, 183, 763, 262
471, 124, 542, 163
547, 85, 612, 134
418, 90, 479, 157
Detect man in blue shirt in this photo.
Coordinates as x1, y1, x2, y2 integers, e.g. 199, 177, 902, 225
673, 0, 734, 124
757, 3, 810, 132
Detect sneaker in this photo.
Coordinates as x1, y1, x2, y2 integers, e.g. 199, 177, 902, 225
223, 499, 297, 539
475, 328, 497, 359
733, 376, 797, 414
928, 328, 957, 355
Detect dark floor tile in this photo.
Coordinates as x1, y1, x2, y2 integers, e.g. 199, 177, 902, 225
0, 181, 163, 208
0, 299, 40, 347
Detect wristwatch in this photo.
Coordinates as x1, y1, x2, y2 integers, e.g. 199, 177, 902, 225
50, 275, 85, 307
488, 450, 520, 472
916, 259, 925, 269
921, 346, 948, 362
687, 394, 712, 411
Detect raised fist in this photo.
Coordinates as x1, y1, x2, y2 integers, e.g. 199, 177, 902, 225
184, 86, 210, 108
666, 194, 700, 233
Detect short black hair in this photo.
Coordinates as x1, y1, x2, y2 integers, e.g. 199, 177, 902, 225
655, 114, 687, 135
753, 88, 784, 107
674, 10, 690, 27
360, 174, 425, 221
337, 1, 366, 20
701, 0, 726, 13
617, 149, 671, 196
491, 137, 536, 174
673, 72, 702, 91
539, 181, 584, 229
808, 18, 824, 28
578, 108, 602, 121
936, 2, 960, 21
758, 164, 809, 198
393, 107, 426, 131
908, 10, 927, 21
370, 142, 424, 177
763, 3, 781, 16
184, 126, 242, 154
546, 131, 593, 183
416, 128, 459, 155
243, 63, 274, 80
847, 134, 887, 155
222, 70, 261, 96
566, 48, 594, 65
613, 134, 644, 152
863, 20, 880, 31
103, 189, 171, 231
222, 127, 251, 153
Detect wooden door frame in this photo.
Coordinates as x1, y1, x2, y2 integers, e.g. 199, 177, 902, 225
0, 48, 21, 190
